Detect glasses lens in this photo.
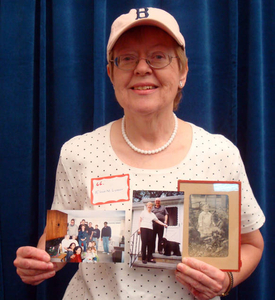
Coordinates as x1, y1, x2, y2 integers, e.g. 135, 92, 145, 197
116, 55, 137, 70
149, 52, 170, 68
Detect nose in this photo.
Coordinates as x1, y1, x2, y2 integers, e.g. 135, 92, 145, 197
134, 58, 152, 75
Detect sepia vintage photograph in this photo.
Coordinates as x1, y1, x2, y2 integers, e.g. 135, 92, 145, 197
130, 190, 184, 270
178, 180, 241, 271
188, 194, 229, 258
45, 210, 125, 264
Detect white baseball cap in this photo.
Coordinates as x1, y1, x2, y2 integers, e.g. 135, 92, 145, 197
106, 7, 185, 61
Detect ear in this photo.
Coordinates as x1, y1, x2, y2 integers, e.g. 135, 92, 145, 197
179, 62, 189, 89
107, 64, 114, 84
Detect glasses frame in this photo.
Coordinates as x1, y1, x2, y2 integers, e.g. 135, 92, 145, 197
109, 53, 179, 71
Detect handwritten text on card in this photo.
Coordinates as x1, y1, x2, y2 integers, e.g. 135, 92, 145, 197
91, 174, 130, 205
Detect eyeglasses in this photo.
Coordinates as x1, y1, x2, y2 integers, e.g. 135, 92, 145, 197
110, 52, 178, 71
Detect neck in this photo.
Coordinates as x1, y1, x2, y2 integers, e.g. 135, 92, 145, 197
122, 112, 178, 155
125, 112, 174, 135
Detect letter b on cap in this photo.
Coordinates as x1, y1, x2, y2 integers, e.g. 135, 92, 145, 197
135, 8, 149, 20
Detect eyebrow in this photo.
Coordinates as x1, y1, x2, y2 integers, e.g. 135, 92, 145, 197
115, 44, 173, 55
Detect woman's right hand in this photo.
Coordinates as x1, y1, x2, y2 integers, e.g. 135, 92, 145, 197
14, 246, 57, 285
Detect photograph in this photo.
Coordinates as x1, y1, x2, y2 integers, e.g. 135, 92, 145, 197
188, 194, 229, 258
130, 190, 184, 270
178, 180, 241, 271
45, 210, 126, 264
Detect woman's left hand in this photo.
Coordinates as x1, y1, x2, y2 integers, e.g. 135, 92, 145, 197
175, 257, 229, 300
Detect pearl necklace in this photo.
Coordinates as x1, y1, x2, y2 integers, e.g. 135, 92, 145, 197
121, 113, 178, 155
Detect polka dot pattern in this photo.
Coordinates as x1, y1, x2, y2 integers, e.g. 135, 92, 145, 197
52, 122, 265, 300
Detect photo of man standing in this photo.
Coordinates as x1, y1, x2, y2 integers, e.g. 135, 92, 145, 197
101, 222, 111, 254
152, 198, 169, 253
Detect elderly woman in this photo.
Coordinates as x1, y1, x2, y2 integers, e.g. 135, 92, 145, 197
138, 202, 167, 264
14, 7, 265, 300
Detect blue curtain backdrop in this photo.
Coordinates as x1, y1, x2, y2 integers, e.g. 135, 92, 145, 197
1, 0, 274, 299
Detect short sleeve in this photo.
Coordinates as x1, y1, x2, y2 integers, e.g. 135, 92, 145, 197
51, 145, 81, 210
236, 152, 265, 234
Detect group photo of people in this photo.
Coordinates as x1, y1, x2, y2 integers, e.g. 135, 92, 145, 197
45, 210, 125, 264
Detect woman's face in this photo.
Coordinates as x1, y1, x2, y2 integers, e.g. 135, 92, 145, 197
76, 248, 81, 255
71, 243, 76, 249
108, 26, 187, 116
147, 203, 153, 212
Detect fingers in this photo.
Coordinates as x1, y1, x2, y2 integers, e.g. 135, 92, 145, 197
175, 270, 216, 300
14, 247, 53, 272
14, 255, 54, 272
182, 257, 221, 280
175, 258, 226, 300
16, 267, 56, 285
16, 246, 51, 261
14, 246, 56, 285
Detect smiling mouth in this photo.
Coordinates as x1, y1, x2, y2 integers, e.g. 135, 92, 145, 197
132, 86, 157, 90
